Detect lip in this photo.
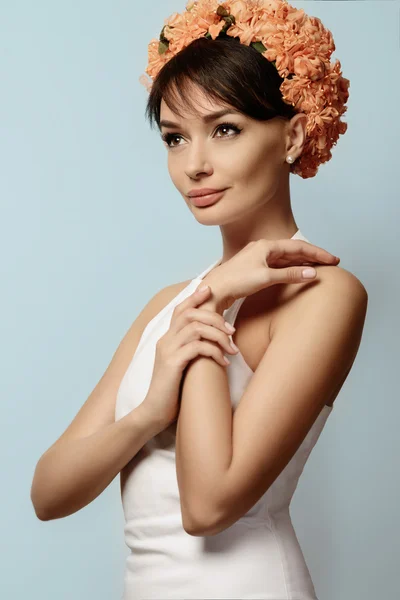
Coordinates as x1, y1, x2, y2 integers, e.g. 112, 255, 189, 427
187, 187, 226, 198
189, 189, 227, 207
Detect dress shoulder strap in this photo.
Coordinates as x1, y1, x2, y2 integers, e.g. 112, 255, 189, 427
194, 257, 222, 282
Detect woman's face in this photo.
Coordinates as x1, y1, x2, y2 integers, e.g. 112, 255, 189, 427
159, 85, 304, 225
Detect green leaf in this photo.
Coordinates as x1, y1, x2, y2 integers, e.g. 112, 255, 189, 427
159, 25, 170, 44
216, 6, 229, 17
158, 40, 169, 54
222, 15, 235, 25
251, 41, 267, 53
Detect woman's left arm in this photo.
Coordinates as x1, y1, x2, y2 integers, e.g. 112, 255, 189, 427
175, 267, 368, 536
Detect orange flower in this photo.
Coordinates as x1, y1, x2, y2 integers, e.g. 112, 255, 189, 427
208, 20, 226, 39
228, 1, 253, 22
139, 0, 350, 179
146, 39, 171, 79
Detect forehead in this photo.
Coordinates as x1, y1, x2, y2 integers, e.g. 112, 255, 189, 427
159, 83, 233, 123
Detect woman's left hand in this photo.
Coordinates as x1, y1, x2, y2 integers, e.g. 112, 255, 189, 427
199, 238, 340, 312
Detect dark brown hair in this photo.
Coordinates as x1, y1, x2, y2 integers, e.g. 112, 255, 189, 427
144, 35, 298, 131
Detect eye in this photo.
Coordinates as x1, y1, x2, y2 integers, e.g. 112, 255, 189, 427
161, 121, 242, 148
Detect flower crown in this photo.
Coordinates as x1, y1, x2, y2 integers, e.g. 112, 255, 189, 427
139, 0, 350, 179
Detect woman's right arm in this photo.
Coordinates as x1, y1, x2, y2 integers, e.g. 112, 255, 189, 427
31, 405, 163, 521
30, 280, 190, 521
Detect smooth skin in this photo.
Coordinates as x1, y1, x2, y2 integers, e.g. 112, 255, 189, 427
30, 282, 189, 519
159, 80, 307, 258
157, 83, 367, 535
31, 81, 366, 524
141, 238, 340, 429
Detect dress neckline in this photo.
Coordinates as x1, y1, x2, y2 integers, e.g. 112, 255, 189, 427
191, 228, 334, 413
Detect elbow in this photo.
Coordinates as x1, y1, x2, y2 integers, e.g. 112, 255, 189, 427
30, 476, 46, 520
183, 515, 226, 537
183, 517, 206, 537
30, 491, 69, 521
30, 484, 52, 521
180, 494, 208, 536
183, 521, 209, 537
182, 503, 224, 537
181, 505, 203, 536
33, 507, 51, 521
30, 484, 76, 521
179, 486, 228, 536
183, 500, 242, 536
30, 492, 51, 521
30, 463, 59, 521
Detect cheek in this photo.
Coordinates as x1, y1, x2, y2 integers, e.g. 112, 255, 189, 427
227, 142, 279, 183
167, 156, 181, 186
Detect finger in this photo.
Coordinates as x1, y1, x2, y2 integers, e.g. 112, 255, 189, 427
267, 240, 339, 264
267, 265, 318, 285
172, 307, 234, 340
174, 284, 211, 316
176, 339, 229, 368
186, 321, 239, 355
268, 255, 340, 268
193, 284, 211, 298
191, 339, 231, 367
188, 308, 234, 334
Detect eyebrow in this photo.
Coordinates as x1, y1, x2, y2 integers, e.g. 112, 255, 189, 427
159, 109, 240, 129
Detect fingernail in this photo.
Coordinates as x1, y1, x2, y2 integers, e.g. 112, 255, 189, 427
302, 268, 316, 279
225, 322, 235, 333
198, 285, 209, 292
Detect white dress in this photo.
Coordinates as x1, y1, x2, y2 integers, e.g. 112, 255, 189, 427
115, 228, 333, 599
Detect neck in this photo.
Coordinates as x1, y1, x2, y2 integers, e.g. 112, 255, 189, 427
218, 195, 298, 264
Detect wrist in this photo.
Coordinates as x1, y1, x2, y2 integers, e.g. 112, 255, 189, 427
198, 278, 227, 315
198, 297, 225, 315
133, 402, 166, 437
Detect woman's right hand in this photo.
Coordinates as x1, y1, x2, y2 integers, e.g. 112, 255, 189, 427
141, 285, 238, 430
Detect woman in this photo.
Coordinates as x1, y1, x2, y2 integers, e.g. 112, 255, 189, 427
31, 1, 368, 599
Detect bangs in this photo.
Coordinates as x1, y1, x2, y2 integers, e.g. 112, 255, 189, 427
144, 36, 295, 131
153, 75, 235, 124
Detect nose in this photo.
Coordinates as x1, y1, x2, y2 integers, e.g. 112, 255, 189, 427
184, 140, 213, 180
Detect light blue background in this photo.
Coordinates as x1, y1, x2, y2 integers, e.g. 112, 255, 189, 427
1, 1, 399, 599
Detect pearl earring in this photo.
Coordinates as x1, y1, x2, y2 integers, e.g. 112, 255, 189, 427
286, 155, 294, 164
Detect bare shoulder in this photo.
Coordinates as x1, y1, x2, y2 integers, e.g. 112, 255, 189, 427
271, 264, 368, 337
313, 264, 367, 292
156, 278, 194, 308
310, 264, 368, 306
305, 264, 368, 301
269, 265, 368, 408
51, 277, 193, 446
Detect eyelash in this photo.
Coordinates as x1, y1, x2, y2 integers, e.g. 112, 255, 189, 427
161, 121, 243, 148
